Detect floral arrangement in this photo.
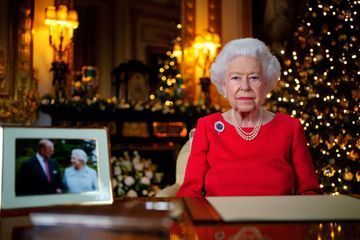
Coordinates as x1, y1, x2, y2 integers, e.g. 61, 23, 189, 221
111, 151, 164, 197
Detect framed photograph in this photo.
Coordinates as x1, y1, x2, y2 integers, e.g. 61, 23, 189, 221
0, 126, 113, 210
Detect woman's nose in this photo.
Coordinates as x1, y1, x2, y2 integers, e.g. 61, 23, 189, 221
239, 77, 250, 90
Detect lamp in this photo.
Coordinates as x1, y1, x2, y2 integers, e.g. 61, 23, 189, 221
45, 4, 78, 61
45, 4, 78, 100
192, 32, 221, 105
193, 32, 221, 77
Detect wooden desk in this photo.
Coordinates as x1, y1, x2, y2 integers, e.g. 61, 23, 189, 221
1, 198, 359, 239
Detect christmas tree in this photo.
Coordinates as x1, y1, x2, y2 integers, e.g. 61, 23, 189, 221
266, 0, 359, 194
152, 24, 185, 107
153, 50, 184, 106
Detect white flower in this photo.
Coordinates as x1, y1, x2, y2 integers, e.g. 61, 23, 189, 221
114, 166, 121, 175
124, 176, 135, 186
132, 155, 141, 164
145, 170, 153, 179
117, 175, 123, 182
140, 176, 150, 185
127, 189, 138, 197
134, 162, 144, 171
117, 188, 125, 196
121, 161, 132, 171
112, 151, 164, 198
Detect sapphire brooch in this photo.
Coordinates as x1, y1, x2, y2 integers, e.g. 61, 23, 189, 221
214, 121, 225, 133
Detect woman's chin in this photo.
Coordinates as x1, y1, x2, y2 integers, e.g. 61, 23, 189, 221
235, 105, 256, 113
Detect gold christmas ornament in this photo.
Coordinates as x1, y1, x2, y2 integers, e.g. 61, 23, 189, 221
284, 59, 292, 66
356, 171, 360, 182
349, 150, 359, 161
311, 134, 321, 147
343, 168, 354, 181
322, 164, 336, 177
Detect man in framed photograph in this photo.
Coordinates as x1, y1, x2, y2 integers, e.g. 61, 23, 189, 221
16, 139, 64, 196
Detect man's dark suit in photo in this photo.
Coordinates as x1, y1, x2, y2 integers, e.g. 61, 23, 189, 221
16, 139, 64, 196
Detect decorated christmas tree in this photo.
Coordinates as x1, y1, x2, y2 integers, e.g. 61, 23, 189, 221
152, 24, 185, 107
266, 0, 359, 194
153, 50, 185, 106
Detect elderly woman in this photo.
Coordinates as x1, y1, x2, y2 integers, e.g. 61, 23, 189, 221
63, 149, 98, 193
176, 38, 322, 197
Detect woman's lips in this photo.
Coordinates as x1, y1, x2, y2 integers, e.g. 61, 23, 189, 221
237, 97, 254, 100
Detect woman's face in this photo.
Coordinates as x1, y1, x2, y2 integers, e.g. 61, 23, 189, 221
71, 156, 84, 170
224, 56, 266, 113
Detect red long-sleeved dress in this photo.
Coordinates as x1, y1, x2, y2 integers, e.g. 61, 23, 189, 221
176, 112, 323, 197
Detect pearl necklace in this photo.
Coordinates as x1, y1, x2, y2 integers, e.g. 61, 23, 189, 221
231, 108, 264, 141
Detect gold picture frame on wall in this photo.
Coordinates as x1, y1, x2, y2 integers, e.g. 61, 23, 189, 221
0, 0, 38, 125
0, 0, 13, 97
0, 126, 113, 210
0, 0, 34, 98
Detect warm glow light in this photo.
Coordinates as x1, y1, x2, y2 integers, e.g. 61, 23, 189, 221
45, 4, 79, 61
172, 42, 182, 63
192, 32, 221, 77
45, 6, 56, 21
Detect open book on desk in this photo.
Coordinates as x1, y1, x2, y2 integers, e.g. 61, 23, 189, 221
185, 195, 360, 222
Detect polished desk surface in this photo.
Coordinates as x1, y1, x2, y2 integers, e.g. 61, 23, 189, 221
0, 197, 359, 240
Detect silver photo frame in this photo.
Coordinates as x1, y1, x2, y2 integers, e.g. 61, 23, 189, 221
0, 126, 113, 210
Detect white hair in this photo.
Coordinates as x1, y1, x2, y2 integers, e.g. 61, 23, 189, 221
210, 38, 281, 96
71, 149, 88, 164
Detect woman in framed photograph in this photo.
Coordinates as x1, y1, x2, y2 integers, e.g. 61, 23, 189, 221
63, 149, 98, 193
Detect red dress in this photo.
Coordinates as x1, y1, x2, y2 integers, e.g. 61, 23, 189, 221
176, 112, 323, 197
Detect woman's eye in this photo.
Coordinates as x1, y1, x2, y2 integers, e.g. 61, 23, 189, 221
231, 76, 240, 80
249, 76, 259, 82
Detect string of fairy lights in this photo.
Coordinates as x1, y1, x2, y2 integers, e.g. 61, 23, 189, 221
150, 23, 186, 108
266, 0, 359, 194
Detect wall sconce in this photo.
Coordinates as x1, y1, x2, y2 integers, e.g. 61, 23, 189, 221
193, 32, 221, 77
45, 4, 78, 61
45, 4, 78, 100
192, 32, 221, 105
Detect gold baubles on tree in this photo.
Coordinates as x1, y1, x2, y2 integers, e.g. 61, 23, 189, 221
343, 168, 354, 182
